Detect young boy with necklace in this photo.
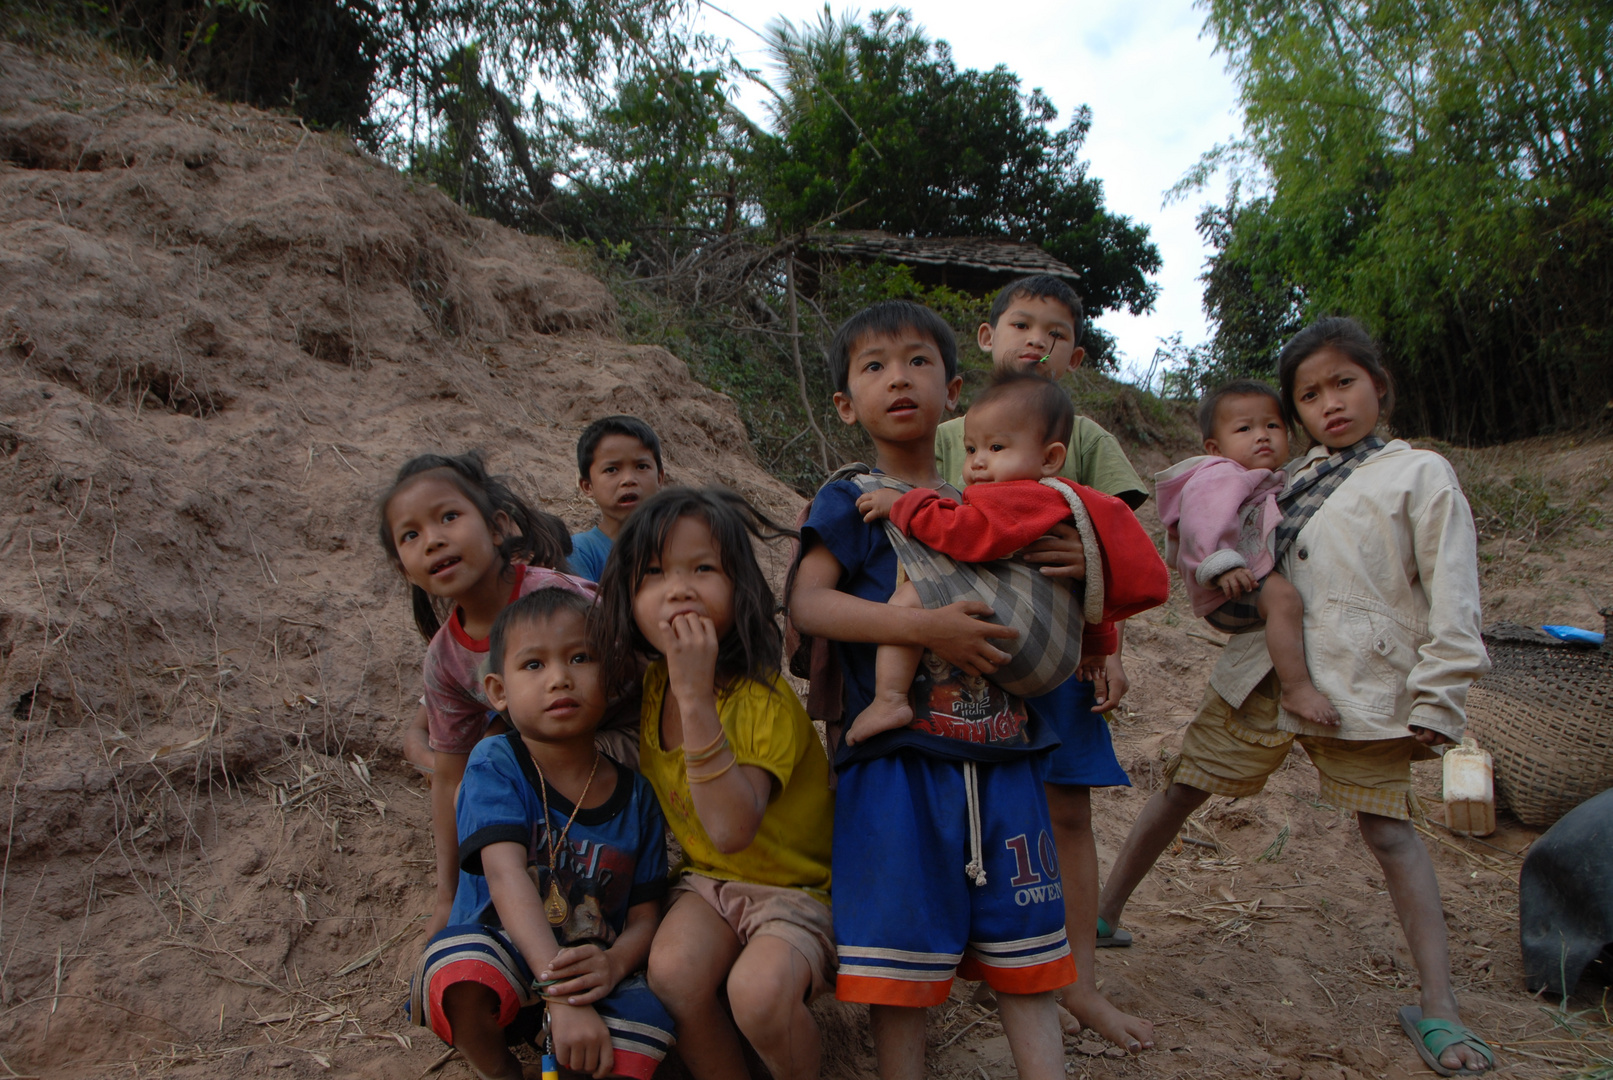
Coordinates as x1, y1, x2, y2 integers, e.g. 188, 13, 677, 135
410, 588, 674, 1079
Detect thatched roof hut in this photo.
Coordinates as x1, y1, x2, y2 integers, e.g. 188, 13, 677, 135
802, 230, 1079, 294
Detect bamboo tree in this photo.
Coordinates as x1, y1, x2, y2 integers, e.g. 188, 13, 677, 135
1183, 0, 1612, 441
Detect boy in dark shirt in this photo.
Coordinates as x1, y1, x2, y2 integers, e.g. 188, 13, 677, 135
790, 301, 1081, 1080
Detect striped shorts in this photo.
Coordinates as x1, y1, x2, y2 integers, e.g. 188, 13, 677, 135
409, 924, 674, 1079
831, 751, 1076, 1007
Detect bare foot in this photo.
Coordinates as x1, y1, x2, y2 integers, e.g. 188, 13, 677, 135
1054, 997, 1082, 1036
844, 694, 914, 746
1281, 681, 1340, 726
1057, 984, 1154, 1053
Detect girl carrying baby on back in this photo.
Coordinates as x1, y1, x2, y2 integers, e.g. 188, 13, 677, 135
1100, 318, 1494, 1076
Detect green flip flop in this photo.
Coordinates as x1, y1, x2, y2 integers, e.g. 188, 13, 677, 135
1398, 1006, 1495, 1077
1096, 916, 1133, 948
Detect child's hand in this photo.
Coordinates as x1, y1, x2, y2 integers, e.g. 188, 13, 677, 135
1410, 725, 1451, 747
548, 1001, 615, 1078
1077, 653, 1109, 706
1019, 522, 1085, 579
1090, 652, 1130, 714
923, 601, 1018, 675
539, 944, 617, 1006
856, 488, 902, 522
663, 612, 720, 700
1215, 567, 1258, 599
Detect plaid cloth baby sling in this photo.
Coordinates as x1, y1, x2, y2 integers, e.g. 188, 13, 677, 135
837, 465, 1106, 699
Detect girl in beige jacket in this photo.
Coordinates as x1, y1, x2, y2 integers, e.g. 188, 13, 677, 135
1098, 318, 1494, 1076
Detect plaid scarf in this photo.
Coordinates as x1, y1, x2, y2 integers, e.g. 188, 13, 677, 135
1271, 436, 1386, 565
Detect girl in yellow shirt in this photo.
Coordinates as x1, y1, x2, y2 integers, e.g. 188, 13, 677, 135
592, 487, 834, 1080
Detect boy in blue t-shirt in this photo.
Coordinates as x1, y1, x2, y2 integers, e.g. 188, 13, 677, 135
570, 416, 666, 582
410, 588, 673, 1080
790, 300, 1085, 1080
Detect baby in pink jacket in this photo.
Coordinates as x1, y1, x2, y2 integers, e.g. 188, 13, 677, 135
1155, 380, 1338, 725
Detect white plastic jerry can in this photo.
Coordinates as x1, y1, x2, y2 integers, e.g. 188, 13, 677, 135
1442, 737, 1496, 837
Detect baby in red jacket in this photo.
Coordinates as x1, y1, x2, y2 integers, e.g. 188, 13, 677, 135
850, 372, 1167, 746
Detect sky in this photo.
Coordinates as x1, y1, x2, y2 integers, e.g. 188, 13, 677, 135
689, 0, 1247, 380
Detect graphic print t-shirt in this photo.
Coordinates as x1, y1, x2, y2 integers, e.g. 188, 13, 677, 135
939, 412, 1149, 743
801, 478, 1052, 769
451, 733, 669, 944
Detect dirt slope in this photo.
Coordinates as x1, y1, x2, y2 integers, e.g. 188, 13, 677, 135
0, 36, 798, 1077
2, 31, 1611, 1080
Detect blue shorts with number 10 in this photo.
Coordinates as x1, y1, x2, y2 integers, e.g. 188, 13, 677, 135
833, 751, 1076, 1007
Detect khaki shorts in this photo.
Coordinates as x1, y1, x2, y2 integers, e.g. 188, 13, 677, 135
1166, 673, 1433, 820
670, 874, 837, 998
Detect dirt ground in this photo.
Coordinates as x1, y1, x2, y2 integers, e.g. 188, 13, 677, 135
1, 27, 1610, 1080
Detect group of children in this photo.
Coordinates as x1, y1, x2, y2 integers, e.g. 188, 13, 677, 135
378, 275, 1496, 1079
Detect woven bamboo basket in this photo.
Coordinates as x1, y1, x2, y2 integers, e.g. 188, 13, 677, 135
1464, 609, 1612, 828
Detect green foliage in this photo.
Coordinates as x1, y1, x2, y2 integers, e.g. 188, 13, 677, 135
584, 66, 738, 227
753, 8, 1161, 332
410, 44, 506, 212
595, 248, 1193, 493
384, 0, 708, 213
376, 0, 687, 111
544, 58, 757, 271
816, 262, 991, 368
392, 4, 723, 236
534, 9, 1168, 490
598, 255, 995, 494
595, 249, 852, 496
54, 0, 689, 139
1190, 0, 1613, 442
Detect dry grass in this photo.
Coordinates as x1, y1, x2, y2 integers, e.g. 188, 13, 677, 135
1433, 439, 1611, 564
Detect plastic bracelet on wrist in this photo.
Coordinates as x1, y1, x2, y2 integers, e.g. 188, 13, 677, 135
685, 733, 731, 766
683, 727, 728, 763
687, 753, 738, 784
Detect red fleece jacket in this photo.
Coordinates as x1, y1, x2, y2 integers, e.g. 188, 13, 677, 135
890, 478, 1170, 656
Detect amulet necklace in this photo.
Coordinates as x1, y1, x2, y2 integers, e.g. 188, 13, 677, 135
533, 752, 601, 926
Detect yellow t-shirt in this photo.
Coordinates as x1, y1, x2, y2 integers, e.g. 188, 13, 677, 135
639, 663, 834, 901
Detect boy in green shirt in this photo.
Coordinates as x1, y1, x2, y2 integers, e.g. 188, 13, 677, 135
935, 275, 1155, 1053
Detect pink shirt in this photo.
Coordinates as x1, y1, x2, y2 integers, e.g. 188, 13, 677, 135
422, 565, 596, 754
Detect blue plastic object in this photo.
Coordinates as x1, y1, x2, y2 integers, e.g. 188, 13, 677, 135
1542, 624, 1605, 645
